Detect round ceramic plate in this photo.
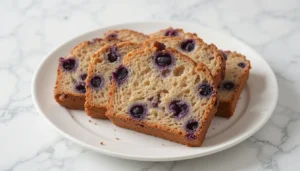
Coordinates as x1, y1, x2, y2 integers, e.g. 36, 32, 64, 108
32, 21, 278, 161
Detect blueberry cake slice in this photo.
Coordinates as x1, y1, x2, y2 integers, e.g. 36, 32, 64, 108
103, 29, 149, 43
216, 51, 251, 118
54, 38, 121, 110
85, 42, 140, 118
143, 37, 225, 86
107, 42, 217, 146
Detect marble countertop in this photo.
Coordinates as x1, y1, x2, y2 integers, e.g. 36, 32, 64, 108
1, 0, 300, 170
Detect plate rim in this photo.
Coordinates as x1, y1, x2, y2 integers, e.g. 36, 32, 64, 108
31, 20, 278, 161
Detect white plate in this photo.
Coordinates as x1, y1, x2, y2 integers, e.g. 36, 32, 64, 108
32, 21, 278, 161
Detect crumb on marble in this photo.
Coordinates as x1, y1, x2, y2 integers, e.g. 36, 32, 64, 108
100, 142, 104, 145
116, 138, 120, 140
89, 120, 92, 123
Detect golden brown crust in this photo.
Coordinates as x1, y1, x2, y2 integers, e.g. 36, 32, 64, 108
107, 114, 203, 146
69, 38, 120, 56
107, 47, 217, 146
54, 93, 85, 110
85, 104, 108, 119
103, 29, 149, 43
216, 51, 251, 118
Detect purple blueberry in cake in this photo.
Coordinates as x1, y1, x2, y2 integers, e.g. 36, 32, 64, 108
169, 100, 189, 119
129, 103, 147, 120
185, 120, 199, 133
154, 52, 173, 67
80, 73, 87, 81
113, 65, 129, 85
186, 133, 197, 140
185, 120, 199, 140
107, 33, 117, 38
181, 39, 195, 52
165, 29, 178, 37
198, 83, 213, 97
237, 62, 246, 68
60, 57, 77, 71
221, 81, 235, 90
90, 75, 103, 89
74, 82, 86, 93
107, 46, 119, 63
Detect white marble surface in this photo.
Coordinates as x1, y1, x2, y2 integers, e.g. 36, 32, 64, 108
1, 0, 300, 170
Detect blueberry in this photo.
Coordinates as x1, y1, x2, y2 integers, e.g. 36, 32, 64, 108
113, 65, 129, 85
90, 75, 103, 89
60, 58, 77, 71
155, 52, 172, 67
169, 100, 189, 119
129, 104, 146, 120
222, 81, 235, 90
186, 133, 197, 140
107, 46, 119, 63
107, 33, 117, 38
181, 39, 195, 52
74, 82, 86, 93
80, 73, 87, 81
237, 62, 246, 68
198, 83, 213, 97
185, 120, 199, 133
165, 29, 177, 37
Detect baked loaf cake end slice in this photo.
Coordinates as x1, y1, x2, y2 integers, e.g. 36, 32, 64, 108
216, 51, 251, 118
107, 42, 217, 146
103, 29, 149, 43
143, 37, 225, 86
54, 38, 121, 110
85, 42, 140, 119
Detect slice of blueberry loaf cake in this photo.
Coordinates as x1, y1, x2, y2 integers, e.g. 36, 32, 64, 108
85, 42, 140, 118
54, 38, 121, 110
107, 42, 217, 146
103, 29, 149, 43
216, 51, 251, 118
143, 37, 225, 86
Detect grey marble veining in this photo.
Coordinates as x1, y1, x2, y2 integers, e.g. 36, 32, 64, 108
1, 0, 300, 170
